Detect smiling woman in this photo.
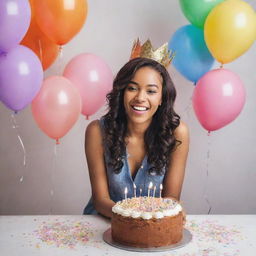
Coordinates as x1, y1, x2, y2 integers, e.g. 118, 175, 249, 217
83, 57, 189, 218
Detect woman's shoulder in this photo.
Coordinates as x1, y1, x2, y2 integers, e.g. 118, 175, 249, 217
86, 119, 100, 129
85, 119, 102, 138
174, 120, 189, 141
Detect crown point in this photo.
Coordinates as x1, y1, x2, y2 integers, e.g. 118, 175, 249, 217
130, 38, 174, 68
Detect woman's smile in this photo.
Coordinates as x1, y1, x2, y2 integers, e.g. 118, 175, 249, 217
130, 105, 150, 114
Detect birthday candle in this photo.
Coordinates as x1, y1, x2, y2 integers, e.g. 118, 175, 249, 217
160, 184, 163, 198
133, 183, 136, 198
124, 187, 128, 203
152, 186, 156, 210
158, 184, 163, 207
139, 188, 142, 209
148, 182, 153, 197
153, 186, 156, 197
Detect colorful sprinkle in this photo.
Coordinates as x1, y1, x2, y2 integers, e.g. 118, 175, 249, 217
186, 219, 243, 246
118, 196, 179, 212
33, 220, 93, 249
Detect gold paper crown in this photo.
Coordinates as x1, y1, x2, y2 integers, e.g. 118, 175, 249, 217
130, 39, 174, 68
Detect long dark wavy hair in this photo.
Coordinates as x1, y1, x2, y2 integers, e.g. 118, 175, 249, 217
103, 57, 180, 175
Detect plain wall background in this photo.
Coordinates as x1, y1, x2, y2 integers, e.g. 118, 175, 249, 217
1, 0, 256, 215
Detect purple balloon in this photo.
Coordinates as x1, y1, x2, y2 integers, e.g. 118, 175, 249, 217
0, 0, 31, 52
0, 45, 43, 112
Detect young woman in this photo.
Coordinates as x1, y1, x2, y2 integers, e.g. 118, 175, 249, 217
83, 57, 189, 218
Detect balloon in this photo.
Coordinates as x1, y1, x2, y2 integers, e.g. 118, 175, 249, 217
63, 53, 113, 118
0, 45, 43, 112
33, 0, 88, 45
21, 0, 59, 70
204, 0, 256, 64
168, 25, 214, 83
31, 76, 82, 143
192, 68, 246, 132
0, 0, 31, 52
179, 0, 224, 28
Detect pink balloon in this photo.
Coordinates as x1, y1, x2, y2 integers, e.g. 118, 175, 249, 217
63, 53, 113, 119
192, 68, 246, 131
31, 76, 82, 143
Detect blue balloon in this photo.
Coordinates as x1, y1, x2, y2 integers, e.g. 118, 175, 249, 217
168, 25, 214, 84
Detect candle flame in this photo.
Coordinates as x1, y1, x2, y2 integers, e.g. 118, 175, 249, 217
124, 187, 128, 194
149, 182, 153, 189
160, 184, 163, 190
133, 183, 136, 188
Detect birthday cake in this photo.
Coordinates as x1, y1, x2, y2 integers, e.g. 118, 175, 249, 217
111, 197, 183, 248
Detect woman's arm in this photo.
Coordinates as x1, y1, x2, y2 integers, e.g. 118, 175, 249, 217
162, 121, 189, 200
85, 120, 115, 218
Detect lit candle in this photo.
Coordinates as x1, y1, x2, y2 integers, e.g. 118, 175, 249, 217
124, 187, 128, 203
160, 184, 163, 198
153, 185, 156, 198
152, 185, 156, 210
148, 182, 153, 197
133, 183, 137, 198
139, 188, 142, 209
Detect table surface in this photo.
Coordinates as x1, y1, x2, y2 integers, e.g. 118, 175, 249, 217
0, 215, 255, 256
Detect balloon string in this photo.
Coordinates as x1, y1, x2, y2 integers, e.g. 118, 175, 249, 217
183, 96, 192, 119
38, 39, 43, 63
57, 45, 63, 76
204, 132, 212, 214
49, 143, 57, 214
11, 113, 26, 182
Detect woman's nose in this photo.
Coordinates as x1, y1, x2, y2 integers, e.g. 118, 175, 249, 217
135, 90, 146, 102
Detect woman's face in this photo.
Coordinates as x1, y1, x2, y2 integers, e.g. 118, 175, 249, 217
124, 66, 163, 125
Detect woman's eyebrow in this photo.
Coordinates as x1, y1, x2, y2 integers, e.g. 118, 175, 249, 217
147, 84, 159, 88
128, 80, 138, 85
129, 81, 159, 88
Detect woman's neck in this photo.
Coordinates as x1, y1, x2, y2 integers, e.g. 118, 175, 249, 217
126, 120, 151, 139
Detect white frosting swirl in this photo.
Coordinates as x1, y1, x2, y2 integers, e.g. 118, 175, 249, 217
141, 212, 152, 220
120, 209, 132, 217
112, 197, 182, 220
153, 211, 164, 219
131, 211, 142, 218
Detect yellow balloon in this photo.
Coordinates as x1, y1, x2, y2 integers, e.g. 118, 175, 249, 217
204, 0, 256, 64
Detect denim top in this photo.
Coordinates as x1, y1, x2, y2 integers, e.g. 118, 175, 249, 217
83, 118, 166, 214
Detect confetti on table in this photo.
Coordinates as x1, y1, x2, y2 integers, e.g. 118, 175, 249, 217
162, 220, 244, 256
186, 219, 243, 246
34, 220, 94, 249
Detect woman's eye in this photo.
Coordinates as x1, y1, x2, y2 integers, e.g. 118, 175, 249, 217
147, 90, 157, 94
127, 86, 137, 91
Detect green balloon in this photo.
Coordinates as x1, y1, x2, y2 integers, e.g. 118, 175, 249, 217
179, 0, 225, 28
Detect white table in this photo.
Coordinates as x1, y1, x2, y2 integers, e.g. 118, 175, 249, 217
0, 215, 255, 256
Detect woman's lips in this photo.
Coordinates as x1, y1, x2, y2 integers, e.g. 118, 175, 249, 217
130, 105, 149, 114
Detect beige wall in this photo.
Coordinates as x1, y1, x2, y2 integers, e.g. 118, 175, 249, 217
1, 0, 256, 214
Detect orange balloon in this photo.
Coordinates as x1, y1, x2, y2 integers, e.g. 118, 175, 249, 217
21, 0, 59, 70
33, 0, 88, 45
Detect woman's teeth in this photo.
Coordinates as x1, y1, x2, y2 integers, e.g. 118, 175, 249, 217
132, 106, 148, 111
